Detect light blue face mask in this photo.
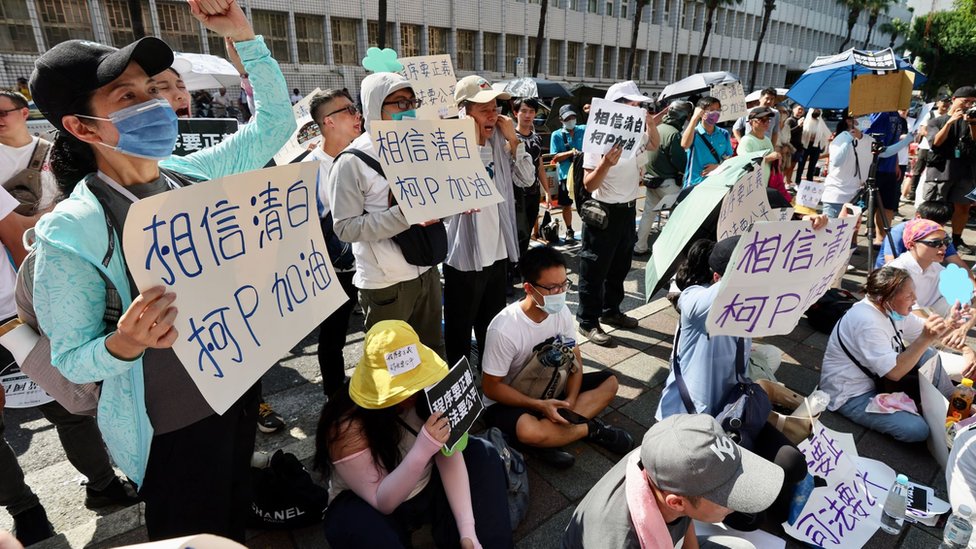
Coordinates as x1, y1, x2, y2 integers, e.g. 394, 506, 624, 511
533, 287, 566, 315
78, 98, 178, 160
391, 109, 417, 121
887, 306, 906, 321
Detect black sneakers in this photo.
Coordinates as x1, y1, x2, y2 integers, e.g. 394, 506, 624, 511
526, 446, 575, 469
12, 504, 54, 546
257, 402, 285, 433
587, 418, 635, 455
599, 312, 639, 330
85, 477, 139, 509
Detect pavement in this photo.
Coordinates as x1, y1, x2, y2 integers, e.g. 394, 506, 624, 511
0, 199, 964, 549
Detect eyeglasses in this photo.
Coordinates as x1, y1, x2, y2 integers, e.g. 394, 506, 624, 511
0, 107, 24, 119
533, 280, 571, 293
916, 237, 951, 248
323, 104, 359, 118
382, 98, 423, 111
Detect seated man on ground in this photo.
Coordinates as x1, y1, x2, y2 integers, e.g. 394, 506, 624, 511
481, 246, 633, 469
562, 414, 784, 549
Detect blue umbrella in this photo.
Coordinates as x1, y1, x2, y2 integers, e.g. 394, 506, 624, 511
786, 48, 926, 109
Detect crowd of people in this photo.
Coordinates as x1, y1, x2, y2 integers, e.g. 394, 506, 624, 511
1, 0, 975, 548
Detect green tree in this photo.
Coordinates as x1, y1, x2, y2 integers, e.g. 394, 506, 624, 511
904, 6, 976, 95
748, 0, 776, 89
694, 0, 744, 73
879, 17, 909, 49
532, 0, 550, 77
862, 0, 892, 48
625, 0, 651, 80
837, 0, 867, 51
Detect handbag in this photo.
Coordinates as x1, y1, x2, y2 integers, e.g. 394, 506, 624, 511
480, 427, 530, 528
672, 332, 771, 450
335, 149, 448, 267
578, 199, 609, 230
757, 379, 822, 445
249, 450, 329, 529
509, 337, 577, 400
804, 288, 858, 335
540, 209, 560, 243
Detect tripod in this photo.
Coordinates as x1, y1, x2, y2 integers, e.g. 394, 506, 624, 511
851, 146, 897, 270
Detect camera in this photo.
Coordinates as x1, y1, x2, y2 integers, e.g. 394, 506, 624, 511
966, 107, 976, 120
870, 140, 887, 154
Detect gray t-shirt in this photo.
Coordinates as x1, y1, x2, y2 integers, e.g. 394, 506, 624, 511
95, 174, 215, 434
561, 449, 688, 549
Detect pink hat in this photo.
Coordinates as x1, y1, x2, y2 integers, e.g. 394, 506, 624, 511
903, 218, 944, 248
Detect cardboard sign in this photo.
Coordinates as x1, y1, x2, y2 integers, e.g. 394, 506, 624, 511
424, 357, 484, 452
172, 118, 239, 156
709, 81, 747, 123
716, 161, 785, 241
273, 88, 323, 165
398, 55, 459, 119
849, 72, 913, 116
368, 119, 504, 225
796, 180, 825, 209
122, 162, 347, 414
581, 98, 646, 160
706, 218, 857, 337
0, 362, 54, 408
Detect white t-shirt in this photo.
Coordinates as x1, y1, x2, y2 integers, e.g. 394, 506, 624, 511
821, 298, 924, 410
582, 135, 646, 204
472, 144, 506, 267
0, 137, 39, 184
481, 301, 576, 406
821, 132, 875, 205
888, 252, 949, 315
0, 187, 20, 319
307, 147, 336, 219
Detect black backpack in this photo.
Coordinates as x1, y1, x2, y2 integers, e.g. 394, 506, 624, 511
561, 132, 590, 212
804, 288, 858, 334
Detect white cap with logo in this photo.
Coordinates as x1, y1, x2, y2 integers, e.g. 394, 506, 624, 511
605, 80, 653, 103
455, 75, 511, 105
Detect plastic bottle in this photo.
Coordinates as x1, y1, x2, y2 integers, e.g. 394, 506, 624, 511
879, 474, 909, 535
939, 505, 973, 549
947, 378, 975, 423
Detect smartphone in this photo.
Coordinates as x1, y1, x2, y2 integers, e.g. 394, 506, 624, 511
558, 408, 590, 425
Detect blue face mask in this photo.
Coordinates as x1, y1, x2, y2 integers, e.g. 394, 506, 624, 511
887, 307, 906, 321
532, 287, 566, 315
391, 109, 417, 121
79, 98, 179, 160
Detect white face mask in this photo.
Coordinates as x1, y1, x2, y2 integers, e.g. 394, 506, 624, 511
532, 286, 566, 315
563, 120, 576, 131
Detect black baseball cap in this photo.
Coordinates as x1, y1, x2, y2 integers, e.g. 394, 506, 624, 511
952, 86, 976, 99
30, 37, 174, 131
748, 106, 775, 121
709, 236, 741, 275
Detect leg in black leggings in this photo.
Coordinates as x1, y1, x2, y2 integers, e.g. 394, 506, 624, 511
752, 424, 808, 523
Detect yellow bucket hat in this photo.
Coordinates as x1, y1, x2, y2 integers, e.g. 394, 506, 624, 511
349, 320, 448, 409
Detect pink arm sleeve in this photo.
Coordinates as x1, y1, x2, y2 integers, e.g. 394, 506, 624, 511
332, 427, 443, 514
434, 452, 480, 547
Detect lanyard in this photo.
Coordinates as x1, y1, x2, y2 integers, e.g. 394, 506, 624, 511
96, 170, 180, 204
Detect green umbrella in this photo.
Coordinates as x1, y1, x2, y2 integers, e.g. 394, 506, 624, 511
644, 151, 766, 301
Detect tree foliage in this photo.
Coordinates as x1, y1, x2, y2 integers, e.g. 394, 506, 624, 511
904, 4, 976, 96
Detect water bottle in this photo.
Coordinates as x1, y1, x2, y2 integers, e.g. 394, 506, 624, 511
879, 474, 909, 535
939, 505, 974, 548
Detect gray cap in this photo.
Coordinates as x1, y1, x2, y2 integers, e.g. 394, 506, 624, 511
709, 235, 741, 276
640, 415, 784, 514
559, 104, 578, 120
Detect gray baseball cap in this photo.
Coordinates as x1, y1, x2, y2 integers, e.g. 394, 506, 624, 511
640, 414, 784, 514
559, 104, 578, 120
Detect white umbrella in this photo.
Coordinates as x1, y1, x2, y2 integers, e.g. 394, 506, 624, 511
744, 87, 789, 103
659, 71, 739, 100
171, 52, 241, 91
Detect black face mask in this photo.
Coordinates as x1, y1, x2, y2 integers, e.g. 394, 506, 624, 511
812, 113, 821, 119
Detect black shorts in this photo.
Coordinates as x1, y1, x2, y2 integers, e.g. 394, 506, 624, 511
557, 178, 573, 207
483, 370, 614, 439
876, 171, 901, 211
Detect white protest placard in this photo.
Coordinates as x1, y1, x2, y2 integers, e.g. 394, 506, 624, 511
369, 119, 504, 225
0, 363, 54, 408
709, 81, 747, 123
273, 88, 323, 165
581, 98, 647, 160
795, 179, 825, 209
716, 158, 791, 241
122, 163, 347, 414
706, 218, 857, 337
399, 55, 459, 119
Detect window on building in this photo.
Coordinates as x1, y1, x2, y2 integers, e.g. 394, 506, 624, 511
252, 10, 290, 63
457, 29, 475, 70
566, 42, 580, 77
620, 0, 628, 18
681, 1, 692, 30
36, 0, 93, 46
662, 0, 671, 24
0, 0, 36, 53
585, 44, 597, 77
548, 39, 560, 74
102, 0, 152, 47
505, 34, 520, 74
692, 4, 704, 31
605, 0, 613, 16
646, 51, 658, 81
331, 17, 358, 66
294, 14, 325, 63
602, 45, 612, 78
367, 20, 394, 48
659, 52, 671, 81
587, 0, 598, 13
401, 24, 421, 57
428, 26, 448, 54
571, 0, 581, 9
528, 37, 537, 68
484, 32, 499, 71
618, 49, 628, 78
206, 30, 224, 56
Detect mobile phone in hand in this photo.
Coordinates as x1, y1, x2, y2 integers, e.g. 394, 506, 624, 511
558, 408, 590, 425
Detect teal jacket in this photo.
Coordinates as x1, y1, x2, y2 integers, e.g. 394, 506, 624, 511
31, 36, 296, 486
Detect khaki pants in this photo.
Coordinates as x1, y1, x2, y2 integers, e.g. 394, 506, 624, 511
359, 267, 445, 358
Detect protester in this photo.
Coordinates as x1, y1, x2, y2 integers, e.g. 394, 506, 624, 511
784, 104, 805, 184
212, 87, 231, 117
896, 109, 911, 199
635, 100, 690, 256
290, 87, 302, 104
577, 81, 660, 347
865, 111, 908, 246
307, 89, 363, 397
443, 75, 534, 367
657, 236, 812, 527
153, 66, 191, 117
877, 200, 967, 271
550, 104, 585, 241
681, 96, 733, 187
329, 72, 445, 357
513, 97, 550, 262
887, 219, 953, 314
776, 106, 794, 184
795, 108, 831, 183
947, 423, 976, 532
735, 107, 788, 203
911, 97, 950, 206
481, 246, 632, 468
314, 320, 513, 548
820, 111, 876, 218
923, 86, 976, 253
732, 88, 780, 144
820, 267, 975, 442
562, 414, 785, 549
28, 0, 295, 539
13, 78, 30, 102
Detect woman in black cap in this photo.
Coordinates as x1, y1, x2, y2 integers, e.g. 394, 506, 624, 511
27, 0, 295, 541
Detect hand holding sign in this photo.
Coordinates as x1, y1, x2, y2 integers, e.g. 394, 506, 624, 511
424, 357, 484, 454
581, 98, 646, 160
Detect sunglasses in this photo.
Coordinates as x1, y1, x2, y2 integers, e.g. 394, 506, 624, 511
916, 237, 951, 248
323, 104, 359, 118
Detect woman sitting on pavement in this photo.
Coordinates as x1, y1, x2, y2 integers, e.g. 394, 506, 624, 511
821, 266, 976, 442
315, 320, 512, 549
656, 236, 811, 529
